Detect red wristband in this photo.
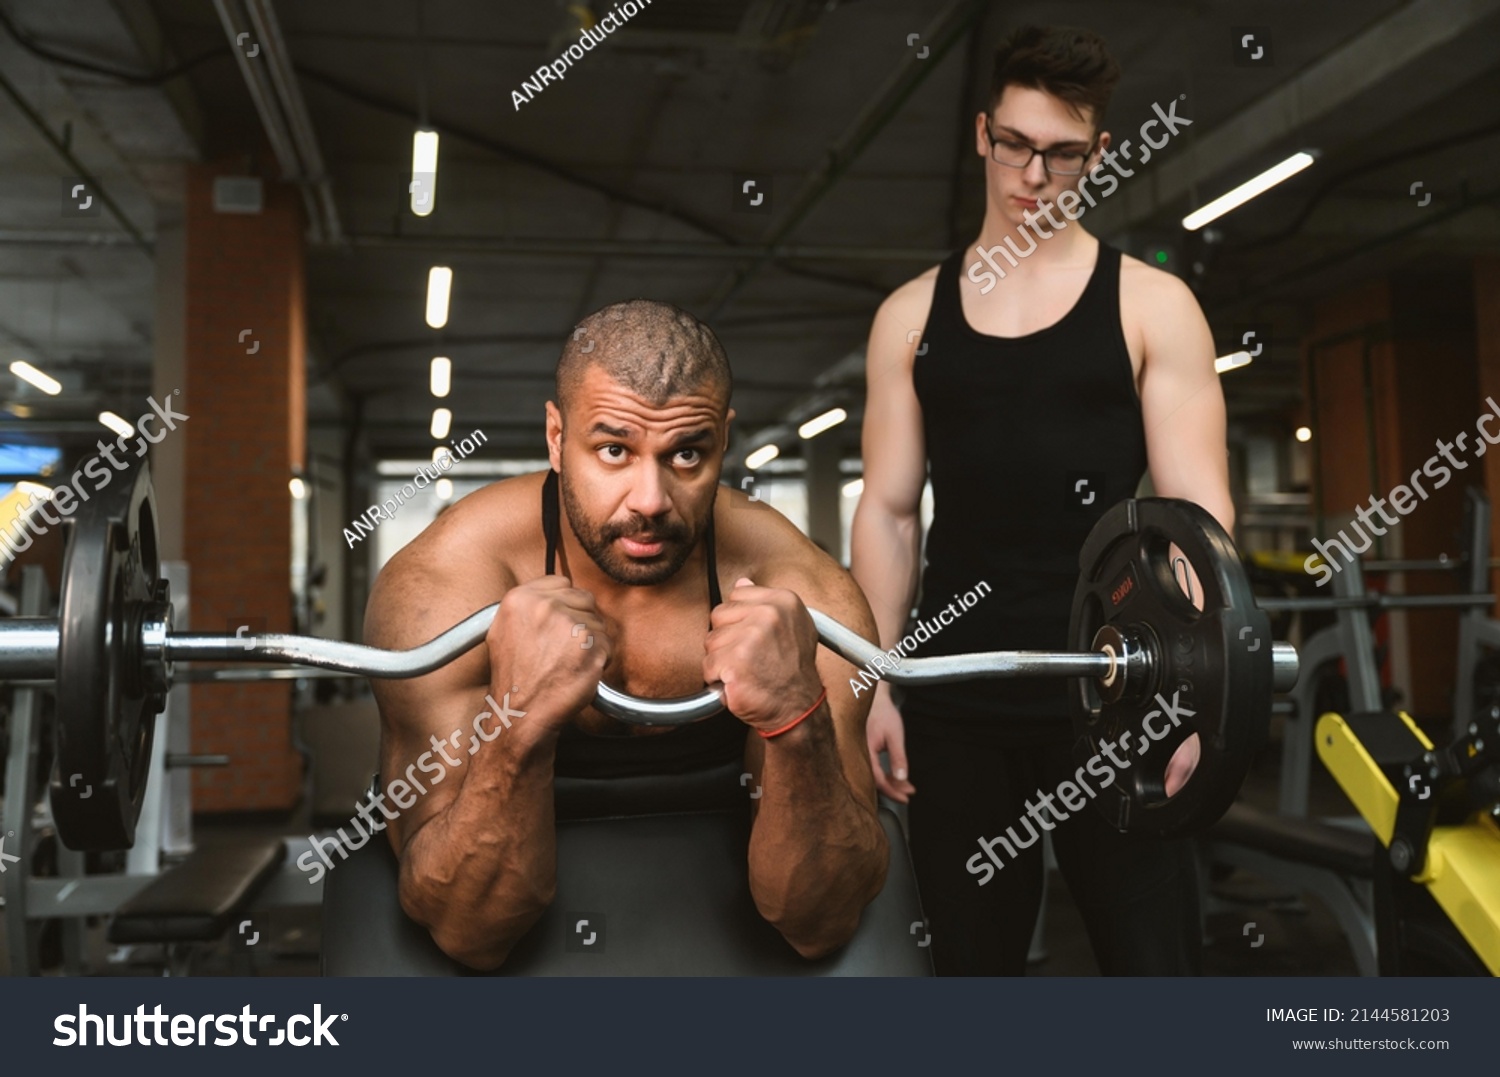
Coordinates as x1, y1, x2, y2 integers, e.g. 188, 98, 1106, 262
758, 686, 827, 739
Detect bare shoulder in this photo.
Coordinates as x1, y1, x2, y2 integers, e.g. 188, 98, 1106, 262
364, 472, 546, 650
1119, 252, 1202, 317
867, 263, 943, 385
875, 263, 942, 330
714, 486, 875, 636
1118, 254, 1211, 373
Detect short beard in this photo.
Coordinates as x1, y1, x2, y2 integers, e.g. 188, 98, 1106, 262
558, 467, 703, 586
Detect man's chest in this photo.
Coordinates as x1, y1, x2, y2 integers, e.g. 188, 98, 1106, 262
963, 271, 1092, 337
571, 600, 719, 736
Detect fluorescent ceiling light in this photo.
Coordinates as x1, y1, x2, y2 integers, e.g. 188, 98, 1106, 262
98, 411, 134, 438
842, 478, 864, 498
289, 476, 307, 499
430, 356, 451, 397
435, 478, 454, 500
1295, 426, 1312, 443
1214, 351, 1254, 374
425, 266, 453, 328
10, 361, 61, 395
798, 407, 847, 440
745, 445, 779, 470
431, 408, 452, 440
1182, 152, 1317, 231
410, 129, 439, 217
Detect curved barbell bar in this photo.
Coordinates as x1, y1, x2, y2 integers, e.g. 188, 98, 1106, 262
160, 604, 1298, 727
0, 604, 1298, 727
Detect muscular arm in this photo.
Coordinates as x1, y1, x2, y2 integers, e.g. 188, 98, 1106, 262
849, 279, 933, 650
1131, 270, 1238, 791
365, 543, 559, 972
1135, 269, 1235, 534
740, 555, 889, 958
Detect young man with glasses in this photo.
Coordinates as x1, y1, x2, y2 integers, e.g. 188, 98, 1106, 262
849, 25, 1234, 975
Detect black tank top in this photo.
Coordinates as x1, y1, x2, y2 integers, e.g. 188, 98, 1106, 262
542, 470, 746, 777
900, 242, 1147, 731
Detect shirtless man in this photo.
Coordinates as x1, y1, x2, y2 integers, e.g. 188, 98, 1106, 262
364, 299, 888, 971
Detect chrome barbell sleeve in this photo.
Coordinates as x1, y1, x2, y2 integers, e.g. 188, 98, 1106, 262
0, 618, 60, 679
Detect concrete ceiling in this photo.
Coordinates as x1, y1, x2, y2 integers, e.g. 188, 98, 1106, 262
1, 0, 1498, 461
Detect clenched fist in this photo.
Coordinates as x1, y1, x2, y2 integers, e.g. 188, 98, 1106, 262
487, 576, 611, 729
703, 578, 823, 733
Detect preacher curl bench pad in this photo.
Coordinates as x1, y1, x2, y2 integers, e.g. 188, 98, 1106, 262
321, 807, 931, 976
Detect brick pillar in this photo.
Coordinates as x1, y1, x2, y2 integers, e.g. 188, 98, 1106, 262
182, 162, 305, 811
1304, 271, 1479, 716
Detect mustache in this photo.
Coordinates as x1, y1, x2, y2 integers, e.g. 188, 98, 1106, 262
598, 514, 689, 544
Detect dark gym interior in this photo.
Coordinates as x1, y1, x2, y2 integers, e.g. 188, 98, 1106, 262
0, 0, 1497, 1003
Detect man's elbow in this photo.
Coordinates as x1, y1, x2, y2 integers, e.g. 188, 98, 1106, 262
854, 496, 919, 539
784, 914, 863, 960
760, 842, 889, 959
778, 870, 887, 959
432, 930, 514, 972
400, 878, 552, 972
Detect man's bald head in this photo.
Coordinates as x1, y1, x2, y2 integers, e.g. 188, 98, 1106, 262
556, 300, 732, 418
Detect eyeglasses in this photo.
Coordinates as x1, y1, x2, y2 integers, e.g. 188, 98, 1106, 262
984, 127, 1096, 176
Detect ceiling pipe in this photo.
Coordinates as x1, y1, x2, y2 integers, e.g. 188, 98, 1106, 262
245, 0, 342, 244
212, 0, 341, 243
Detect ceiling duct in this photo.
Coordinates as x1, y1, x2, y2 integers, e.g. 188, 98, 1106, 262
212, 0, 342, 244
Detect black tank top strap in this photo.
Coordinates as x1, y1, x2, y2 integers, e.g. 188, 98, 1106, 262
1082, 240, 1122, 309
930, 249, 967, 324
542, 469, 561, 575
705, 509, 721, 606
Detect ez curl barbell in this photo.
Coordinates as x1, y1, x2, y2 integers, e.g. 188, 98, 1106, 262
4, 459, 1295, 849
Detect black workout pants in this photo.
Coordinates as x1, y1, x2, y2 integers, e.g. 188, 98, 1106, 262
902, 715, 1202, 976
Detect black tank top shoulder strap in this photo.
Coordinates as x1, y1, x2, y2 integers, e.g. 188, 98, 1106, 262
541, 469, 720, 606
543, 469, 562, 574
704, 507, 721, 606
929, 248, 968, 327
1082, 239, 1122, 308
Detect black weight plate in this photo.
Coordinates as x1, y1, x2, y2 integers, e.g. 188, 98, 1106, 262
1069, 498, 1271, 838
51, 456, 163, 851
